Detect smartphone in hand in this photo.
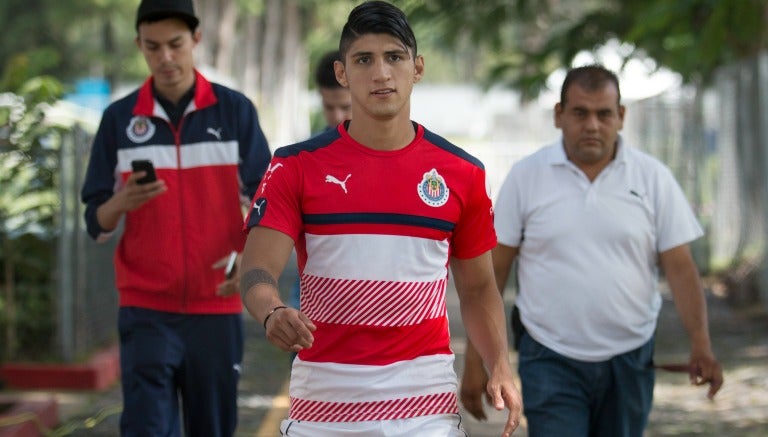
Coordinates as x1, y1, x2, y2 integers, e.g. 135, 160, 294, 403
224, 251, 238, 279
131, 159, 157, 184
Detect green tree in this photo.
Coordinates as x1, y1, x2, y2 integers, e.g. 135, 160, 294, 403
0, 0, 143, 93
0, 76, 65, 359
406, 0, 768, 98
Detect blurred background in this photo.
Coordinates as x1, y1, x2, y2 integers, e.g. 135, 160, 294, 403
0, 0, 766, 388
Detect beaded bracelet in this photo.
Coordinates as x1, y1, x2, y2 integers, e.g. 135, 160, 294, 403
263, 305, 288, 330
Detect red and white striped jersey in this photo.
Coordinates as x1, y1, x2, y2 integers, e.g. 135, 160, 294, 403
245, 121, 496, 423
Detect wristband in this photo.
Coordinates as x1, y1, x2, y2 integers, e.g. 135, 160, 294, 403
263, 305, 288, 330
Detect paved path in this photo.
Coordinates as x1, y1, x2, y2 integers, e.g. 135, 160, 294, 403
16, 273, 768, 436
239, 277, 768, 437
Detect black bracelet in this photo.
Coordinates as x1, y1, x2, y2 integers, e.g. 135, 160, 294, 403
263, 305, 288, 330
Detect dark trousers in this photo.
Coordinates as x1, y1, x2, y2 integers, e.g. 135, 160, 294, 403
118, 307, 243, 437
518, 332, 655, 437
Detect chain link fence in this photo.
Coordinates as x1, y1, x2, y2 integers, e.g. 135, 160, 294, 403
624, 51, 768, 306
55, 123, 119, 362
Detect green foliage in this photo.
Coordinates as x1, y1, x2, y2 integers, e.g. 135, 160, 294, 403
0, 0, 145, 93
236, 0, 265, 15
406, 0, 768, 99
0, 76, 64, 238
624, 0, 768, 84
0, 75, 65, 361
0, 236, 56, 362
0, 50, 63, 92
4, 0, 765, 101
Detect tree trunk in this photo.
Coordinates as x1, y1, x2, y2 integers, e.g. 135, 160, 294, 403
3, 236, 17, 359
196, 0, 220, 68
241, 15, 262, 102
754, 53, 768, 308
189, 0, 311, 147
257, 0, 309, 146
214, 0, 238, 76
259, 0, 281, 104
734, 59, 765, 261
275, 0, 310, 144
102, 20, 116, 90
687, 83, 710, 271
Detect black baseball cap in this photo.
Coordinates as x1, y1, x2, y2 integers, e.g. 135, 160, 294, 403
136, 0, 200, 31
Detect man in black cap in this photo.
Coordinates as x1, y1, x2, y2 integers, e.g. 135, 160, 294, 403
81, 0, 271, 435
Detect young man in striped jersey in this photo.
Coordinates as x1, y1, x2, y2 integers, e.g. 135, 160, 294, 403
240, 2, 521, 436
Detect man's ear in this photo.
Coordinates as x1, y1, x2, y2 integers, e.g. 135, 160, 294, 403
334, 60, 348, 88
618, 104, 626, 128
413, 55, 425, 83
554, 102, 563, 128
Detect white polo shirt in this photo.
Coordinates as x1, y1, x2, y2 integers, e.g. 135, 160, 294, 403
494, 137, 703, 362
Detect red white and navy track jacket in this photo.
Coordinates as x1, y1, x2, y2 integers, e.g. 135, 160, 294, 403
81, 71, 271, 314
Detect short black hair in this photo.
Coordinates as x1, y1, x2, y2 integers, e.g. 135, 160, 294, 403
560, 64, 621, 106
339, 1, 417, 62
315, 50, 343, 89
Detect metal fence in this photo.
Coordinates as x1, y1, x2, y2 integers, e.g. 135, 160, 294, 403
624, 51, 768, 305
56, 124, 119, 362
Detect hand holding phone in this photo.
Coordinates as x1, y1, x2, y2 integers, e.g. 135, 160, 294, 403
213, 251, 240, 296
131, 159, 157, 184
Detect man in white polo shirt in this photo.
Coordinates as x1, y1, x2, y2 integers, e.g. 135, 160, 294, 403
461, 64, 723, 437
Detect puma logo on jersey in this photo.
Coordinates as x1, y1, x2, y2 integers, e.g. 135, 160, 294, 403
325, 174, 351, 193
260, 162, 284, 194
253, 198, 266, 216
206, 127, 222, 140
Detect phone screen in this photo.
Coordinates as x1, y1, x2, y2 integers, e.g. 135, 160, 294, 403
131, 160, 157, 184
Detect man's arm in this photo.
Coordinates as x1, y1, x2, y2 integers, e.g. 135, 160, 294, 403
659, 243, 724, 399
451, 250, 521, 436
240, 226, 316, 352
237, 97, 272, 201
81, 112, 166, 239
461, 244, 519, 420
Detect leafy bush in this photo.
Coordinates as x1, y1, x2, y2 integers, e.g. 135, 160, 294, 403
0, 76, 65, 361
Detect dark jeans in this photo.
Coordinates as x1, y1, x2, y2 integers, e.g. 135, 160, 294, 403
518, 332, 655, 437
118, 307, 243, 437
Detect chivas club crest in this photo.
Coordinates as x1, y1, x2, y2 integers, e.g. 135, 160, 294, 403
126, 116, 156, 143
417, 168, 449, 207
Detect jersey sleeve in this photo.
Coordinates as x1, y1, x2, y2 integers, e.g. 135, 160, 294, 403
80, 108, 120, 241
237, 96, 272, 200
243, 154, 303, 242
450, 164, 496, 259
